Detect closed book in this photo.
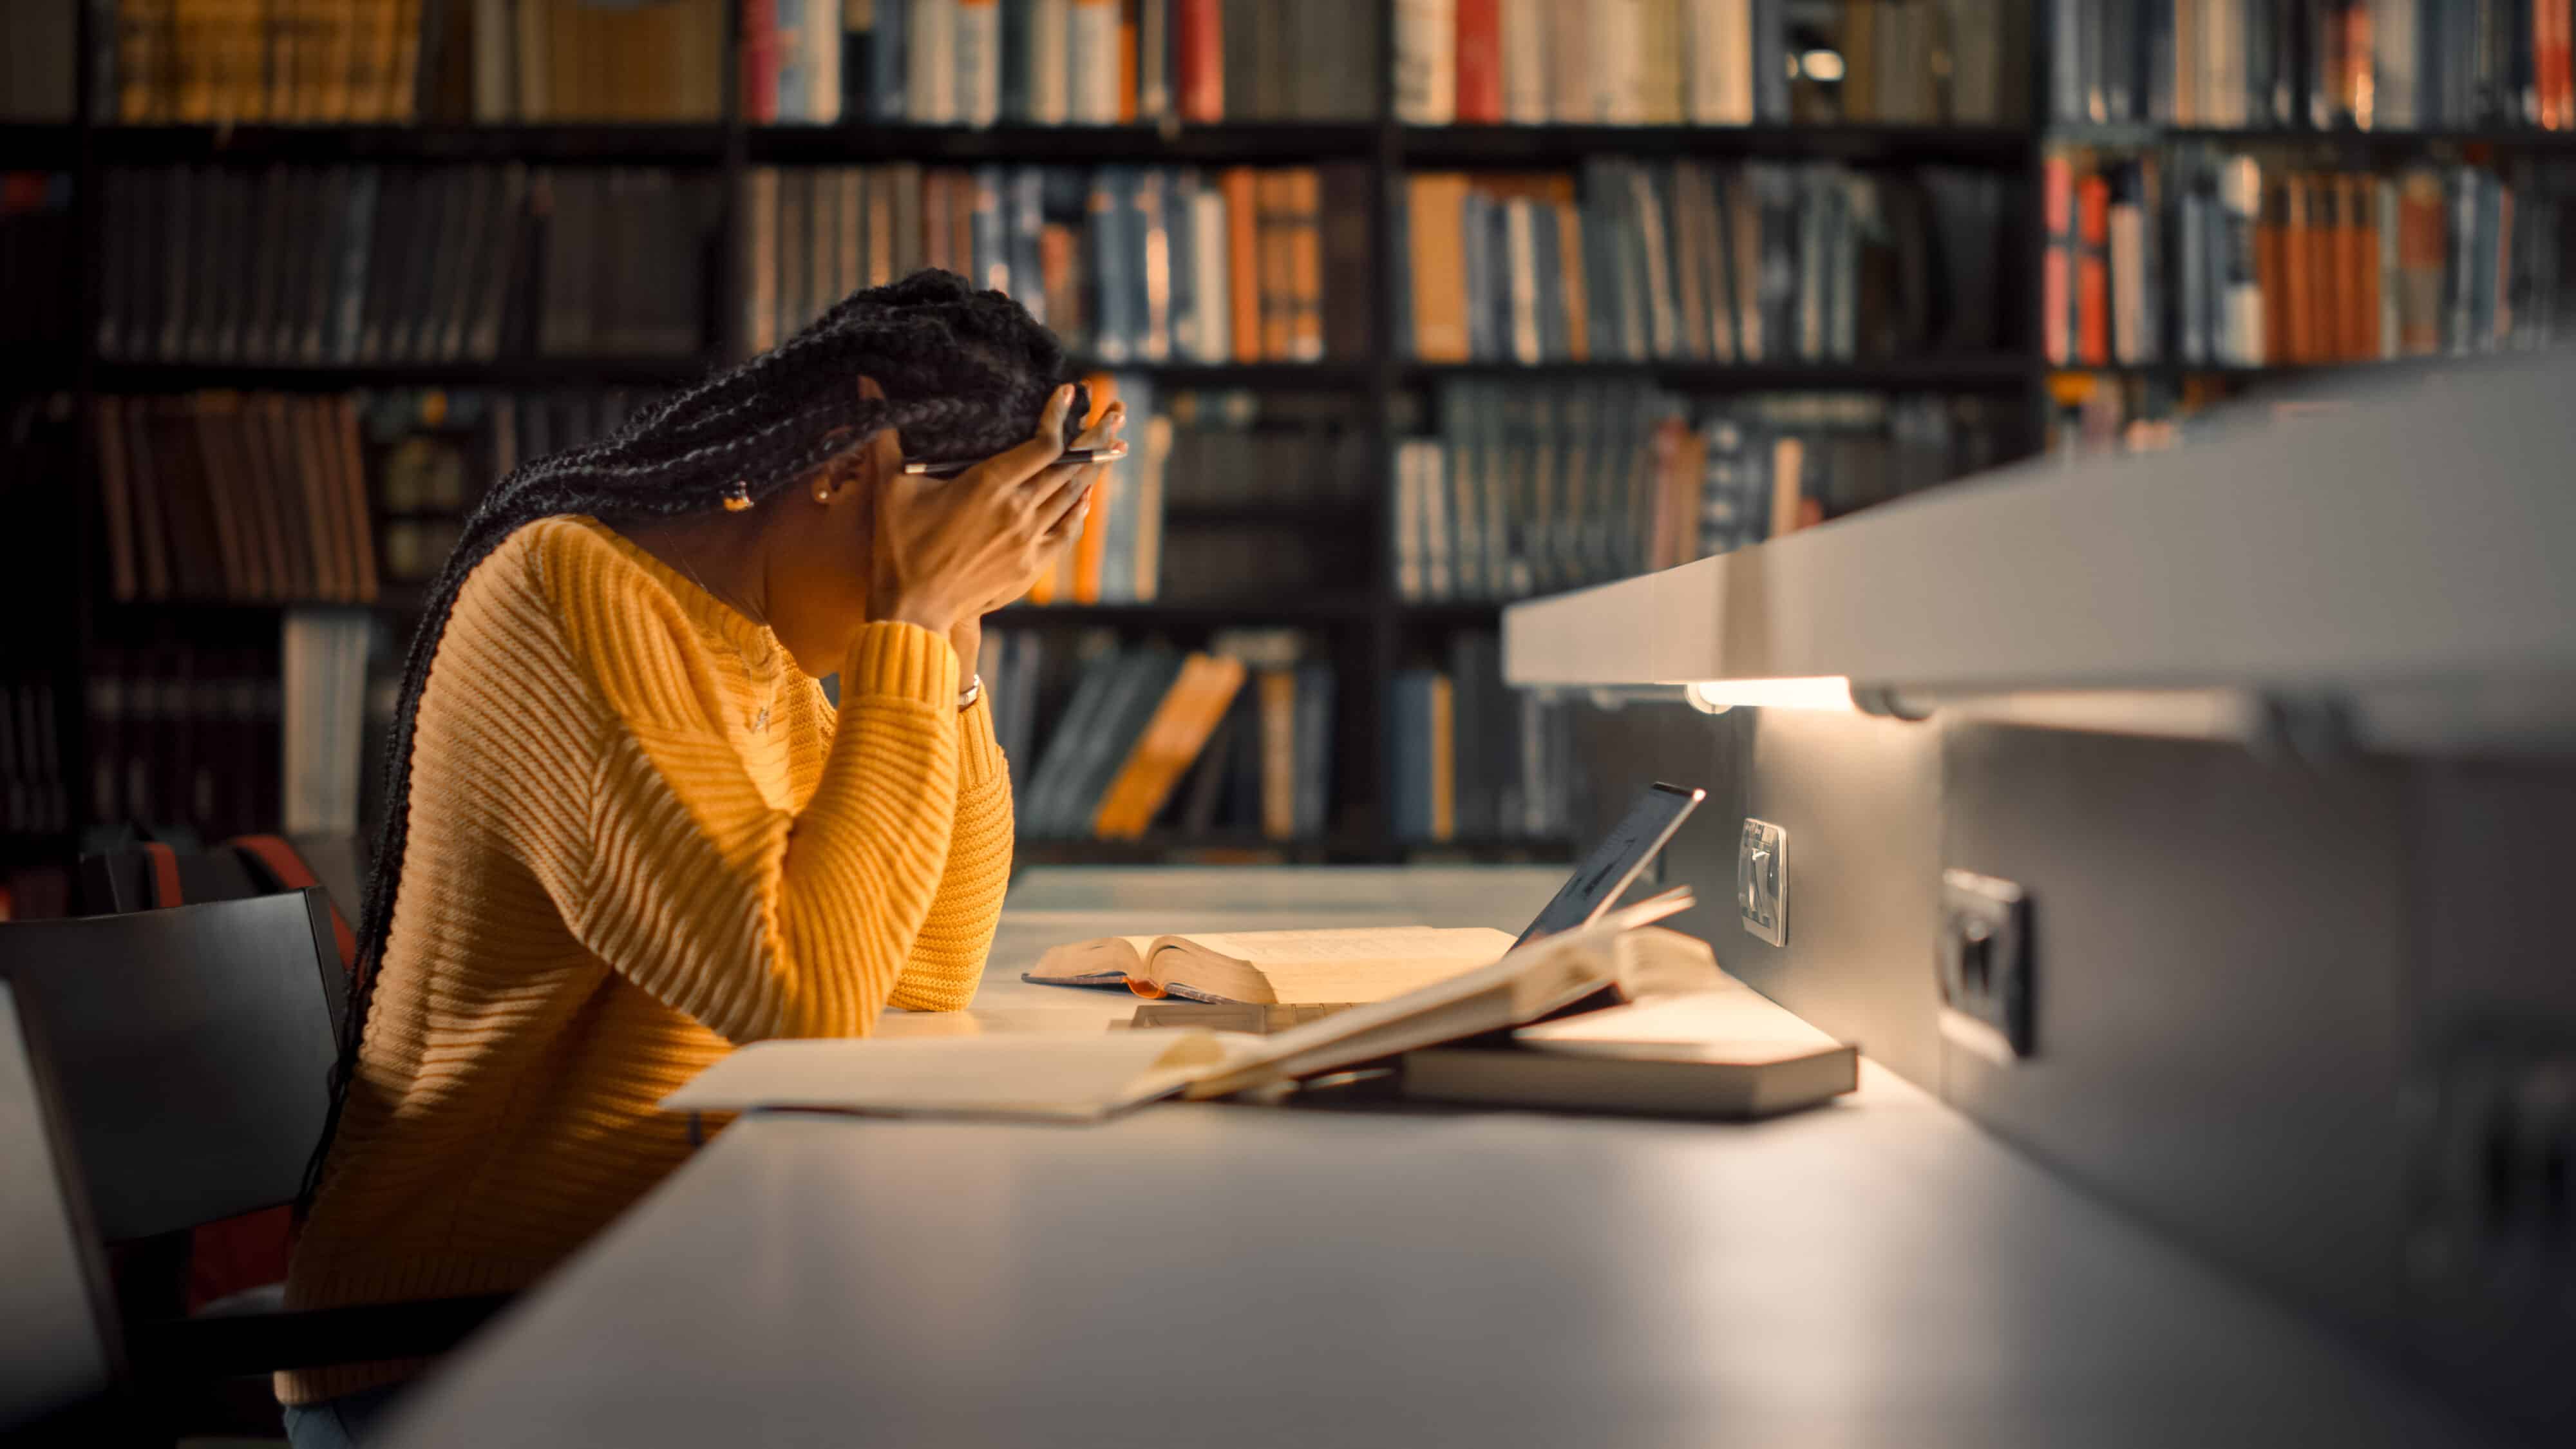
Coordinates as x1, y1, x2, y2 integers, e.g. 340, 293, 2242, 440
1020, 650, 1128, 829
1501, 0, 1549, 120
1403, 978, 1857, 1119
1176, 0, 1222, 118
1455, 0, 1501, 121
1219, 166, 1262, 362
1068, 0, 1119, 121
908, 0, 956, 120
2076, 170, 2110, 365
1291, 661, 1334, 837
1545, 0, 1590, 118
1403, 173, 1472, 360
1395, 0, 1457, 121
954, 0, 999, 123
2219, 156, 2264, 366
1135, 168, 1172, 359
1282, 168, 1325, 361
1256, 667, 1296, 839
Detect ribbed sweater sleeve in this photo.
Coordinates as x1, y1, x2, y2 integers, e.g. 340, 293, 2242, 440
888, 697, 1014, 1012
538, 534, 967, 1043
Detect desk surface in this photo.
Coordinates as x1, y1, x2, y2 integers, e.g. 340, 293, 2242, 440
380, 867, 2495, 1448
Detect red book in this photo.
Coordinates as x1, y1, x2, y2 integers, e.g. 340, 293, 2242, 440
1455, 0, 1502, 124
2076, 173, 2110, 366
740, 0, 778, 124
1177, 0, 1224, 121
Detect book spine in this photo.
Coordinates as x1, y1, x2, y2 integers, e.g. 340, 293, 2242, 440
1455, 0, 1501, 122
1395, 0, 1457, 122
1176, 0, 1222, 119
1028, 0, 1067, 120
2077, 170, 2110, 366
956, 0, 999, 124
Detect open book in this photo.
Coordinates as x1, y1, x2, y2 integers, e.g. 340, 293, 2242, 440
661, 894, 1701, 1123
1023, 925, 1521, 1005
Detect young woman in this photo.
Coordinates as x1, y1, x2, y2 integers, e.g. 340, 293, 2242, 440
278, 272, 1119, 1445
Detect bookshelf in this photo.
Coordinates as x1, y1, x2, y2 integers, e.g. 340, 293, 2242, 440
8, 0, 2573, 876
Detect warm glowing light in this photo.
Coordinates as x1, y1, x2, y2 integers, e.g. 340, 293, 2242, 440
1685, 677, 1857, 714
1799, 50, 1846, 83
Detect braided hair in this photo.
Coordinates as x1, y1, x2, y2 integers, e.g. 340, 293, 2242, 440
301, 270, 1067, 1211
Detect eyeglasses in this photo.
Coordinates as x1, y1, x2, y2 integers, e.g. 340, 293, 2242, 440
898, 381, 1119, 478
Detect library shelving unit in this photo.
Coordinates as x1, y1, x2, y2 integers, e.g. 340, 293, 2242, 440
13, 3, 2571, 876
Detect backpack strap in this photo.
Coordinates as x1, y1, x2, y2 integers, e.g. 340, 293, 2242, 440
228, 835, 359, 972
138, 840, 184, 910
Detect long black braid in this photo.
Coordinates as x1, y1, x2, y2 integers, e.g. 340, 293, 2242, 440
299, 270, 1068, 1213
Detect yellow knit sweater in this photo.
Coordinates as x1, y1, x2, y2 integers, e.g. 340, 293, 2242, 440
279, 516, 1012, 1403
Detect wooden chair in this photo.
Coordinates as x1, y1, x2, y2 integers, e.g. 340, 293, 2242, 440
0, 891, 507, 1417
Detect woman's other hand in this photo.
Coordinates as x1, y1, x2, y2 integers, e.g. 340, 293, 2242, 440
867, 385, 1126, 638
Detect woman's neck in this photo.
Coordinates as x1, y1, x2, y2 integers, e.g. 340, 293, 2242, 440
616, 515, 774, 632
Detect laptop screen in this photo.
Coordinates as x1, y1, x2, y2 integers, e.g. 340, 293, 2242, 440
1512, 783, 1705, 947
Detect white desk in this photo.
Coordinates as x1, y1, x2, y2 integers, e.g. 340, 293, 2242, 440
379, 867, 2498, 1448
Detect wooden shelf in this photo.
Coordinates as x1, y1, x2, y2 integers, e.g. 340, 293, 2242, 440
1401, 355, 2038, 390
1400, 123, 2035, 166
91, 358, 719, 391
750, 122, 1379, 166
87, 124, 730, 164
2048, 123, 2576, 153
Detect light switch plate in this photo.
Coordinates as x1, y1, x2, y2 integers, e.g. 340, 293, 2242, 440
1738, 819, 1788, 946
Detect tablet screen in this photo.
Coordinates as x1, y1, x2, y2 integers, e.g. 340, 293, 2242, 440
1511, 783, 1705, 947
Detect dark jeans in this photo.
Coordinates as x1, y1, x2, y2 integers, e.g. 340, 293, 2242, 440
281, 1383, 406, 1449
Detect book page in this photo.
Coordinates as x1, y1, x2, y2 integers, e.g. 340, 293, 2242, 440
1152, 926, 1519, 1006
1155, 926, 1512, 967
1023, 934, 1157, 985
661, 1031, 1258, 1122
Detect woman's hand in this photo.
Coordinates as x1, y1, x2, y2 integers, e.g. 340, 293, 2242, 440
867, 386, 1125, 639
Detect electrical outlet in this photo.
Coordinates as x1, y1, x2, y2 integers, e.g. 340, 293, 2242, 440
1938, 869, 2033, 1060
1737, 819, 1787, 946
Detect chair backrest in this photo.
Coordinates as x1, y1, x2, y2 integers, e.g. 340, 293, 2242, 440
0, 890, 345, 1244
0, 979, 126, 1432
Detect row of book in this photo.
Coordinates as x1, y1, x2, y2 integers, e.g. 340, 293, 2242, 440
1399, 161, 2008, 364
2043, 149, 2571, 367
1394, 383, 2014, 600
1014, 374, 1164, 605
82, 0, 728, 124
749, 0, 1380, 126
2049, 0, 2576, 130
1390, 632, 1575, 844
1, 173, 74, 352
1, 677, 71, 840
364, 387, 670, 582
998, 632, 1336, 841
744, 164, 1367, 364
94, 394, 381, 605
80, 652, 287, 844
97, 165, 717, 366
1396, 0, 2022, 128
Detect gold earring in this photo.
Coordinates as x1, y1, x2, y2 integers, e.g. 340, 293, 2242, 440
815, 486, 831, 503
721, 481, 753, 513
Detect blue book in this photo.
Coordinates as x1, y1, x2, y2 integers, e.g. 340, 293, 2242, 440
999, 0, 1034, 120
1088, 165, 1135, 362
330, 169, 378, 362
872, 0, 909, 121
1292, 664, 1335, 838
1165, 169, 1198, 361
776, 0, 811, 121
1532, 199, 1567, 361
1459, 190, 1492, 360
1390, 671, 1435, 842
1006, 166, 1046, 316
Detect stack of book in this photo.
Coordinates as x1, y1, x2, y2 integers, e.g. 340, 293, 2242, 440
93, 395, 381, 605
747, 0, 1380, 126
1398, 160, 2009, 364
2044, 147, 2569, 367
82, 647, 285, 841
88, 0, 728, 123
96, 166, 717, 366
1395, 383, 2013, 601
1396, 0, 2020, 127
744, 164, 1368, 363
1, 173, 75, 355
1388, 632, 1573, 845
997, 631, 1334, 842
2049, 0, 2576, 131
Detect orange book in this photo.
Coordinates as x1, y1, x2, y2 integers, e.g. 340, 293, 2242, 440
2306, 175, 2338, 361
1257, 669, 1297, 840
2076, 173, 2110, 366
1221, 167, 1262, 363
1118, 0, 1139, 122
2041, 155, 2073, 365
1094, 654, 1248, 838
2342, 175, 2374, 361
1556, 202, 1589, 361
1069, 377, 1117, 603
1284, 168, 1325, 362
1428, 673, 1455, 842
1255, 172, 1294, 360
2396, 171, 2444, 353
1405, 173, 1473, 361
